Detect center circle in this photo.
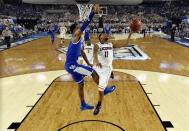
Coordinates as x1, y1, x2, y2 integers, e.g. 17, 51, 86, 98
58, 120, 125, 131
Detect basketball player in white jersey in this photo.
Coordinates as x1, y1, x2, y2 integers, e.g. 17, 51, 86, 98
59, 23, 67, 47
83, 27, 115, 77
93, 25, 133, 115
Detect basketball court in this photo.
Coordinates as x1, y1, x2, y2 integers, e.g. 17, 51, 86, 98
1, 0, 189, 131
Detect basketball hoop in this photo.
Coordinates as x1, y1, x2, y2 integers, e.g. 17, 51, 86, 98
76, 4, 93, 22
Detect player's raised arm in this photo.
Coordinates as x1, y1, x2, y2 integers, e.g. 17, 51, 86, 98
113, 32, 133, 48
73, 4, 100, 43
113, 18, 141, 48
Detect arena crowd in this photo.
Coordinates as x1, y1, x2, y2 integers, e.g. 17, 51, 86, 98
0, 1, 189, 47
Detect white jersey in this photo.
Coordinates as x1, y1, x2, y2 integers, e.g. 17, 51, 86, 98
60, 26, 67, 34
97, 42, 113, 67
83, 43, 94, 64
60, 26, 67, 39
92, 42, 114, 91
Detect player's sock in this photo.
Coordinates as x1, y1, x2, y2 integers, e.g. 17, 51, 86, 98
81, 100, 86, 107
80, 101, 94, 111
93, 102, 101, 115
104, 85, 116, 96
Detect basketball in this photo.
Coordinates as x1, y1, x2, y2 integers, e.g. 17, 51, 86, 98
130, 18, 142, 32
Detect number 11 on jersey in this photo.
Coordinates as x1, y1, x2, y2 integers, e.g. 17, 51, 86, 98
105, 51, 108, 58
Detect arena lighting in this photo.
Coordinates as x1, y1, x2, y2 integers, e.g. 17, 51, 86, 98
22, 0, 143, 5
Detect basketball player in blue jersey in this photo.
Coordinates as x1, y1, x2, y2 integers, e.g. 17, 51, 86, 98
48, 24, 56, 44
64, 4, 104, 111
65, 4, 115, 112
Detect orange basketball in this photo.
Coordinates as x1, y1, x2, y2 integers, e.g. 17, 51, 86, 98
130, 18, 142, 32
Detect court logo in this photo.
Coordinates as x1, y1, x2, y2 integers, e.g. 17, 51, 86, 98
69, 65, 76, 70
58, 45, 150, 61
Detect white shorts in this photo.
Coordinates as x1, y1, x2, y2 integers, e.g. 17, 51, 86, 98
94, 65, 112, 91
60, 33, 66, 39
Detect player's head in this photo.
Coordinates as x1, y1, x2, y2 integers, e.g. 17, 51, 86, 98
70, 23, 80, 34
99, 32, 109, 44
99, 24, 110, 43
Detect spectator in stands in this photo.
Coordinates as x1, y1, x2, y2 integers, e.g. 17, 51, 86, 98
2, 27, 13, 48
171, 25, 176, 41
0, 2, 189, 38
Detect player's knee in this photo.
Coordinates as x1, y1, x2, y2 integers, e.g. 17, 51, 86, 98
98, 86, 105, 92
92, 70, 99, 78
78, 80, 84, 87
92, 71, 99, 84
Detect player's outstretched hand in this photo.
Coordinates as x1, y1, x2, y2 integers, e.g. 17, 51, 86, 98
93, 4, 100, 14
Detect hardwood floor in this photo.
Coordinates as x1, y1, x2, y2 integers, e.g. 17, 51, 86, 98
17, 72, 165, 131
0, 35, 189, 78
1, 34, 189, 131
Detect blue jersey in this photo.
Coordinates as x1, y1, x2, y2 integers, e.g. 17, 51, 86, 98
66, 38, 82, 64
64, 38, 93, 84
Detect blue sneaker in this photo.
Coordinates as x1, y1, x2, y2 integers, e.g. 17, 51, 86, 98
104, 85, 116, 96
80, 103, 94, 111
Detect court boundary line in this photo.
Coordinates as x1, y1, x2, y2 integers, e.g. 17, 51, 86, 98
13, 71, 168, 130
15, 74, 62, 130
138, 81, 169, 131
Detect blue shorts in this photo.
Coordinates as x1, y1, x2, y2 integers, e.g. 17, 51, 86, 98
65, 63, 94, 84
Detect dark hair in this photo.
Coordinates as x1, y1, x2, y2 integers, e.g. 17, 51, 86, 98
98, 33, 102, 40
70, 23, 77, 34
98, 31, 105, 40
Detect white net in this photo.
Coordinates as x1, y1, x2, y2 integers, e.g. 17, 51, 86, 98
76, 4, 93, 22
